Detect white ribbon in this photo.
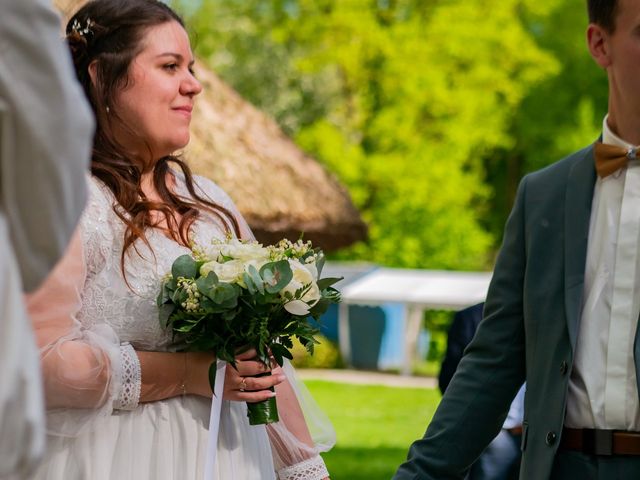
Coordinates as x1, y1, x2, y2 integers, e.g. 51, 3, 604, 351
203, 360, 226, 480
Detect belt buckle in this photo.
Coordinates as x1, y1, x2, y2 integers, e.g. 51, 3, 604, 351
584, 429, 614, 456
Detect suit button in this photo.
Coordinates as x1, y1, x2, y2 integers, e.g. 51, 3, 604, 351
546, 431, 557, 446
560, 361, 568, 375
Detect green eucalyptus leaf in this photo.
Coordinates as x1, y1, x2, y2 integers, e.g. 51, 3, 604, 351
243, 272, 258, 295
157, 288, 166, 308
158, 278, 178, 305
171, 254, 198, 279
212, 283, 239, 306
246, 265, 265, 294
196, 271, 219, 296
261, 260, 293, 294
158, 303, 175, 328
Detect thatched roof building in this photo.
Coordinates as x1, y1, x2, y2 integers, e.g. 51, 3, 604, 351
53, 0, 367, 251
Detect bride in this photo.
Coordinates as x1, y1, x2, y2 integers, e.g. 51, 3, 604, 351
26, 0, 334, 478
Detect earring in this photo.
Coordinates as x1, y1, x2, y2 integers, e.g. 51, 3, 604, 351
105, 106, 110, 113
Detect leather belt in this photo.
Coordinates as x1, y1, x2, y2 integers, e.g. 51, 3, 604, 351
560, 427, 640, 456
506, 425, 523, 436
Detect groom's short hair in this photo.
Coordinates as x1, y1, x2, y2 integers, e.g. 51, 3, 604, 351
588, 0, 618, 32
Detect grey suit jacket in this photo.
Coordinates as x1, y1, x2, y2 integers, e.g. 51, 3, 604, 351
394, 145, 616, 479
0, 0, 93, 475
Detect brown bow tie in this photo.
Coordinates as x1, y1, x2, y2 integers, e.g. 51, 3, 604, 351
594, 142, 639, 178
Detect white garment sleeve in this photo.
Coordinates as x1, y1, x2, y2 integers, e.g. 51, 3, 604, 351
0, 0, 94, 292
26, 228, 140, 437
267, 361, 335, 479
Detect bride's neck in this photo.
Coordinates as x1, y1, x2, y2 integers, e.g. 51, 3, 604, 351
140, 170, 177, 202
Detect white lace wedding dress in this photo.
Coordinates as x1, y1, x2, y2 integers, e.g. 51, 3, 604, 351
27, 174, 334, 480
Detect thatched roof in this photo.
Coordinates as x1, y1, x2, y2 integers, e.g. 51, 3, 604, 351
53, 0, 367, 251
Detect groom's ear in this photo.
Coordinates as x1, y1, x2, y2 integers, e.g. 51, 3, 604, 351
587, 23, 612, 69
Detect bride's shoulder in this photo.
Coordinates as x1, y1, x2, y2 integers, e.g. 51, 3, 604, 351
86, 175, 115, 210
80, 175, 118, 241
184, 173, 237, 210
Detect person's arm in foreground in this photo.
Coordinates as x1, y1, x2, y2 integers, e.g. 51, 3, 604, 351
0, 0, 94, 292
394, 178, 529, 480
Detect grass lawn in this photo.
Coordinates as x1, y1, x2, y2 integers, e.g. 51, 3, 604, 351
304, 380, 441, 480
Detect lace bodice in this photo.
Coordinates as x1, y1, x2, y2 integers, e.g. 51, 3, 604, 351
79, 174, 240, 351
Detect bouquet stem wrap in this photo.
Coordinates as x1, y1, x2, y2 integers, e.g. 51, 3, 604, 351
247, 372, 279, 425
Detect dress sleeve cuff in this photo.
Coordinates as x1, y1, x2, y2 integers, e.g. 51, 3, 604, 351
277, 455, 329, 480
113, 342, 141, 411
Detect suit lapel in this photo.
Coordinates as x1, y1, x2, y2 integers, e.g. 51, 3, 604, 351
564, 146, 596, 352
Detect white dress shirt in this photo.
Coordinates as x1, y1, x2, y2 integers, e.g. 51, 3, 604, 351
565, 116, 640, 430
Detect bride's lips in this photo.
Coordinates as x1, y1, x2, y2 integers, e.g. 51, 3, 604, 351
172, 105, 193, 118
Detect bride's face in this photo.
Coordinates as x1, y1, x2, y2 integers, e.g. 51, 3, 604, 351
113, 21, 202, 164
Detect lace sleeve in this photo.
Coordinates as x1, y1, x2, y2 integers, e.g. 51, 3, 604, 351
113, 343, 141, 411
26, 180, 133, 436
277, 456, 329, 480
267, 360, 335, 479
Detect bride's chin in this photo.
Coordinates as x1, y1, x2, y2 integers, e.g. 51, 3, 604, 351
161, 137, 191, 156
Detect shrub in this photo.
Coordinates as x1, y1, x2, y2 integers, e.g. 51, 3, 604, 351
291, 334, 343, 369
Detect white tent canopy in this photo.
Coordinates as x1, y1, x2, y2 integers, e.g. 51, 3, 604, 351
341, 268, 493, 309
335, 267, 493, 375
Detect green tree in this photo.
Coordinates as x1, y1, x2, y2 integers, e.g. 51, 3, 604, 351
179, 0, 561, 270
485, 0, 608, 232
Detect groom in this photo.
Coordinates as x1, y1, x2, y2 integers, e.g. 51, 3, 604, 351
394, 0, 640, 478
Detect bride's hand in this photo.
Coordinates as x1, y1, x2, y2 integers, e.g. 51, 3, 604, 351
223, 348, 286, 403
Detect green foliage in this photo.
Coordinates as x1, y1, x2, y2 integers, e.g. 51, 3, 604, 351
158, 255, 333, 367
484, 0, 607, 232
178, 0, 570, 269
423, 309, 454, 363
290, 335, 343, 369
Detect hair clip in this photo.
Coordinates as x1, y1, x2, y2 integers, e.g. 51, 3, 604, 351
71, 18, 95, 38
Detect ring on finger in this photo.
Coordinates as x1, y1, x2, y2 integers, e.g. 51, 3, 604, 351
239, 377, 247, 392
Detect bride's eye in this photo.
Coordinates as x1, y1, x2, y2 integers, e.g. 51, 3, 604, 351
163, 63, 179, 72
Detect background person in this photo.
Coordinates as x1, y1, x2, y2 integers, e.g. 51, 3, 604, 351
439, 303, 524, 480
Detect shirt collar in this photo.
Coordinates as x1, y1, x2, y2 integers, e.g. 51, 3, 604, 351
603, 114, 637, 150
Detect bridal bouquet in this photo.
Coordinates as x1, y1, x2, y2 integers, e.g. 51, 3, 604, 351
157, 237, 341, 425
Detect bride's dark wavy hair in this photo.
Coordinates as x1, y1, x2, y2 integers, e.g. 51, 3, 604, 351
66, 0, 240, 271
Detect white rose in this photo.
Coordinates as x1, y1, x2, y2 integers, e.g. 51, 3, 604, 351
209, 259, 245, 284
221, 239, 270, 262
200, 242, 224, 262
244, 258, 269, 274
302, 258, 318, 281
282, 260, 321, 315
200, 260, 221, 277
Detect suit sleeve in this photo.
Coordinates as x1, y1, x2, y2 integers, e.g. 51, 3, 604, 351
0, 0, 94, 292
394, 178, 528, 480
